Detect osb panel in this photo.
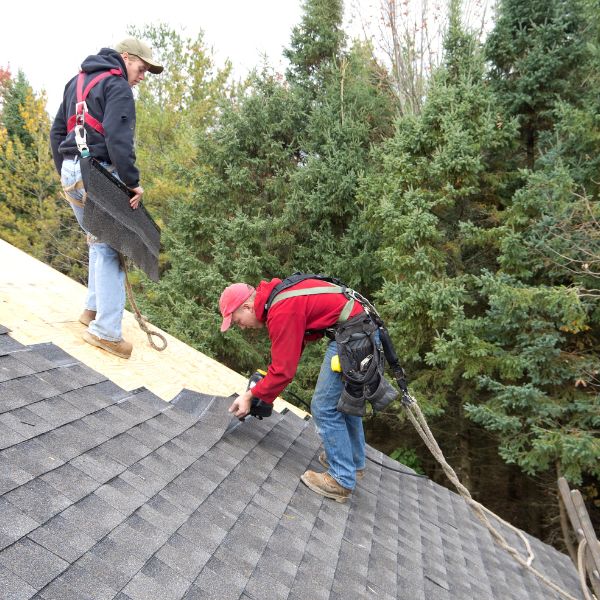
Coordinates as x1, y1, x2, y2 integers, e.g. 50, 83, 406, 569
0, 239, 306, 417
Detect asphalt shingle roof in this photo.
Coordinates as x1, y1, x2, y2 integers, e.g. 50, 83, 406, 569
0, 326, 582, 599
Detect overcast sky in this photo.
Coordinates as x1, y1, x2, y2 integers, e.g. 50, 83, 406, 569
2, 0, 379, 113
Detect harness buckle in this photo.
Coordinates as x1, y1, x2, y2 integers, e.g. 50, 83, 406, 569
75, 100, 88, 117
74, 124, 89, 157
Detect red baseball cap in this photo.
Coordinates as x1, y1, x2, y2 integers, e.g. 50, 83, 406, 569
219, 283, 255, 332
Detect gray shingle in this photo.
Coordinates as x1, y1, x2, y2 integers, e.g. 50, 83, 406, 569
27, 396, 86, 427
0, 497, 40, 550
0, 562, 37, 599
177, 513, 229, 554
27, 342, 76, 367
137, 493, 190, 532
244, 565, 291, 600
0, 376, 60, 414
40, 463, 98, 502
94, 477, 148, 514
41, 562, 119, 600
122, 569, 189, 600
10, 349, 56, 373
75, 545, 143, 592
4, 477, 72, 523
0, 335, 26, 355
0, 355, 34, 383
0, 538, 68, 590
141, 556, 192, 594
193, 556, 248, 600
127, 420, 171, 451
61, 384, 122, 416
0, 422, 26, 450
28, 513, 97, 563
0, 408, 54, 439
34, 363, 105, 393
38, 421, 107, 462
155, 533, 212, 582
59, 493, 126, 541
118, 462, 169, 498
70, 448, 129, 483
0, 438, 64, 478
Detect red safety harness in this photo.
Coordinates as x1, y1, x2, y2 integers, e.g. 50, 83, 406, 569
66, 68, 122, 136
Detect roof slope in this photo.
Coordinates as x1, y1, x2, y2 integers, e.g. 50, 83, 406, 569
0, 327, 582, 599
0, 237, 304, 417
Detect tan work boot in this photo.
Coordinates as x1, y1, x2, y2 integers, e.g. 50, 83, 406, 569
82, 331, 132, 359
300, 470, 351, 503
318, 451, 365, 480
79, 309, 97, 327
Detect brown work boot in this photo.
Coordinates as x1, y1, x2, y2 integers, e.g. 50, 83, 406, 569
79, 309, 97, 327
318, 451, 365, 480
300, 470, 351, 503
82, 331, 132, 359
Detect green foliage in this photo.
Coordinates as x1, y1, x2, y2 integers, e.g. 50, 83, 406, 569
0, 74, 86, 279
1, 71, 34, 147
485, 0, 590, 166
140, 24, 397, 381
284, 0, 345, 89
388, 446, 425, 474
0, 0, 597, 543
126, 24, 231, 230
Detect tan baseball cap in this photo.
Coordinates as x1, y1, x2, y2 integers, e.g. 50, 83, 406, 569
114, 37, 164, 74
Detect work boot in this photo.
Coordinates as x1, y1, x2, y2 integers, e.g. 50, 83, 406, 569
300, 470, 351, 503
82, 331, 132, 359
318, 451, 365, 480
79, 309, 97, 327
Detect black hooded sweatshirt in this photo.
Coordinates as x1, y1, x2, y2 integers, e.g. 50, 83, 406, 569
50, 48, 140, 187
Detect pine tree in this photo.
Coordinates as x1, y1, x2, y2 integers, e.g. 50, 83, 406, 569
138, 4, 397, 397
284, 0, 345, 90
485, 0, 589, 168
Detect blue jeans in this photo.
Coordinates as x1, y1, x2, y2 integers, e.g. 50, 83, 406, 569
61, 157, 126, 342
311, 340, 366, 490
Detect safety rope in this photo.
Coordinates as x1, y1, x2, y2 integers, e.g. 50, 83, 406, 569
402, 396, 580, 600
119, 254, 167, 351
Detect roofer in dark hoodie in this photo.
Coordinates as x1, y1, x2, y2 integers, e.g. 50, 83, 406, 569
220, 278, 369, 504
50, 38, 163, 359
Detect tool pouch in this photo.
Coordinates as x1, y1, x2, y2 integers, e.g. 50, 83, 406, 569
334, 314, 398, 415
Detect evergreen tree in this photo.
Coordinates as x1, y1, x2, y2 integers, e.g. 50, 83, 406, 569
485, 0, 589, 168
139, 4, 397, 400
127, 24, 231, 228
362, 3, 599, 526
284, 0, 345, 89
1, 70, 34, 147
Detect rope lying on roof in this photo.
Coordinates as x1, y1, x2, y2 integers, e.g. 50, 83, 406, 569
403, 397, 580, 600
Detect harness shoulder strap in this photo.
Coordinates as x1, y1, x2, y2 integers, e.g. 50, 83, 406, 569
269, 282, 355, 324
66, 68, 122, 135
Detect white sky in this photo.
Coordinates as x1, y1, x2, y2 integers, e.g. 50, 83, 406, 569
1, 0, 377, 113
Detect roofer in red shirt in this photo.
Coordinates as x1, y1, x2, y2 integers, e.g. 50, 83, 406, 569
219, 274, 399, 503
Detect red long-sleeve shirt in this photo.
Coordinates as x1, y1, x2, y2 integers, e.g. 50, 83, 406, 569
250, 278, 364, 404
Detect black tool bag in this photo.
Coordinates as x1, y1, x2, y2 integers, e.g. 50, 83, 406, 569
335, 314, 399, 416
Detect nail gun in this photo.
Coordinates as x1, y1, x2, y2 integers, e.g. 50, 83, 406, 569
243, 370, 273, 420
